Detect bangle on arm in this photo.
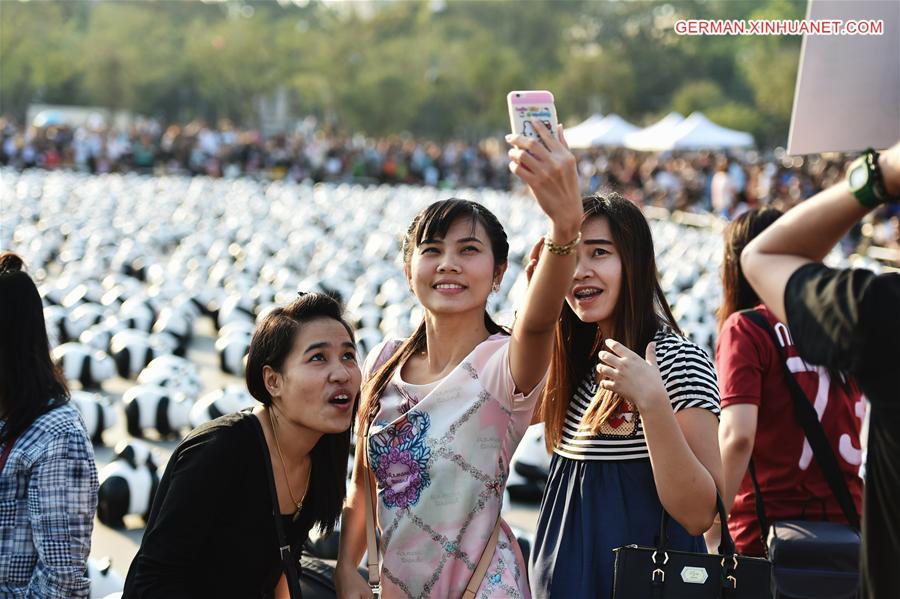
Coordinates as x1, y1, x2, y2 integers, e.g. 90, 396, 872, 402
544, 231, 581, 256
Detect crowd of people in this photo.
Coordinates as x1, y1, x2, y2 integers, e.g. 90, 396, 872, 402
3, 117, 899, 253
2, 112, 898, 598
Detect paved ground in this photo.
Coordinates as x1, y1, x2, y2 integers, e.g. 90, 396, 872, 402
88, 316, 541, 583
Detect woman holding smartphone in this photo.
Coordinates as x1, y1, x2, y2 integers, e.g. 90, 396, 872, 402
334, 120, 582, 599
528, 193, 724, 599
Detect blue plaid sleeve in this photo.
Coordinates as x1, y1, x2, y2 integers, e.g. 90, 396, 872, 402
26, 427, 98, 598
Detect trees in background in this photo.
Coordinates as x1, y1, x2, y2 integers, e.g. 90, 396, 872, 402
0, 0, 804, 146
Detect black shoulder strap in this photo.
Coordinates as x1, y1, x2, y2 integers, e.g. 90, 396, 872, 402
251, 413, 304, 599
746, 459, 770, 557
741, 309, 860, 530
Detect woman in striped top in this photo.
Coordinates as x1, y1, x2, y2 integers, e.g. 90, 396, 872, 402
528, 194, 724, 599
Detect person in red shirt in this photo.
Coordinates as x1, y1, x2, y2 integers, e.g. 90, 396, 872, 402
712, 207, 863, 556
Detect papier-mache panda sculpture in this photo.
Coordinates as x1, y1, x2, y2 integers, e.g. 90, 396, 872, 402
122, 384, 193, 439
152, 306, 194, 356
506, 423, 550, 503
215, 329, 252, 376
109, 329, 177, 379
51, 342, 117, 389
69, 390, 118, 445
63, 301, 107, 340
136, 355, 203, 399
96, 441, 162, 529
189, 385, 256, 428
118, 296, 156, 332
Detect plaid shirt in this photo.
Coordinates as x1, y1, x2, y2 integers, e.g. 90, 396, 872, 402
0, 403, 98, 598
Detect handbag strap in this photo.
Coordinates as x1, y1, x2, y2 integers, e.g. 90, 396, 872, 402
657, 493, 735, 556
741, 309, 860, 530
252, 413, 303, 599
746, 459, 771, 557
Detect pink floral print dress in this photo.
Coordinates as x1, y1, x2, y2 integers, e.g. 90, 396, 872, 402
364, 334, 545, 599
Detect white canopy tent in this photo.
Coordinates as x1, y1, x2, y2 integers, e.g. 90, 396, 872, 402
562, 113, 603, 148
626, 112, 754, 151
623, 112, 685, 151
662, 112, 754, 150
565, 114, 640, 149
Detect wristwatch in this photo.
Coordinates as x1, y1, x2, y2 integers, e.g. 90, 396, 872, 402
847, 148, 899, 208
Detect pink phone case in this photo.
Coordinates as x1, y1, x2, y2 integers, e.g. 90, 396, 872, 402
507, 90, 558, 140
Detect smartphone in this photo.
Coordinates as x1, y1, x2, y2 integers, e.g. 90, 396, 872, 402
507, 90, 558, 142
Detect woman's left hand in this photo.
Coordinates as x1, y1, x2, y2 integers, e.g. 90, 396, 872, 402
596, 339, 669, 413
506, 121, 582, 230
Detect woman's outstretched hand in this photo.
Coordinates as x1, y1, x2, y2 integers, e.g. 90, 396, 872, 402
506, 120, 581, 230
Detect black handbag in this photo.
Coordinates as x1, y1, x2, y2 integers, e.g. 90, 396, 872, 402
612, 494, 773, 598
742, 309, 861, 599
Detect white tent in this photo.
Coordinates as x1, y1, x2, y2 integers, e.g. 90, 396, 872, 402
659, 112, 754, 150
565, 114, 640, 149
562, 113, 604, 148
623, 112, 685, 151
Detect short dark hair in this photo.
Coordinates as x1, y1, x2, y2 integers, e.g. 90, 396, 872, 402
0, 252, 69, 444
245, 292, 356, 534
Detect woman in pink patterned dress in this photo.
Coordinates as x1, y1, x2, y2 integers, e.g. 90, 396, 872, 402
334, 121, 582, 599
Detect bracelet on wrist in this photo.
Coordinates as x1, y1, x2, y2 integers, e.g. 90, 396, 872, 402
544, 231, 582, 256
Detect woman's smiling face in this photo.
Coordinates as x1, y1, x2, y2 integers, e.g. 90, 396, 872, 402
407, 217, 501, 317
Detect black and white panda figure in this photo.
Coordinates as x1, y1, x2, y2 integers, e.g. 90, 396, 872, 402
111, 438, 159, 470
189, 386, 256, 428
43, 304, 69, 346
122, 385, 193, 439
109, 330, 173, 379
51, 343, 117, 389
216, 293, 256, 331
152, 306, 194, 356
96, 459, 160, 529
118, 297, 156, 333
64, 302, 107, 340
87, 557, 125, 598
506, 424, 549, 503
79, 318, 127, 353
69, 390, 118, 445
215, 330, 252, 376
136, 355, 203, 400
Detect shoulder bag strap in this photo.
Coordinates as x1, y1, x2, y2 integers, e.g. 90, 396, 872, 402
747, 459, 771, 558
741, 309, 860, 529
461, 518, 502, 599
252, 414, 304, 599
360, 340, 402, 597
362, 432, 381, 596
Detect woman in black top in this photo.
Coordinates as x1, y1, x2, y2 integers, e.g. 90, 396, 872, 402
124, 293, 362, 598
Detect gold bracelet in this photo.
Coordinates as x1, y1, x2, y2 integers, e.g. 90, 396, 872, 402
544, 231, 581, 256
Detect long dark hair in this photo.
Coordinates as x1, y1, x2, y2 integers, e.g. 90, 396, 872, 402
541, 194, 680, 450
359, 199, 509, 433
245, 292, 357, 534
718, 207, 783, 330
0, 252, 70, 445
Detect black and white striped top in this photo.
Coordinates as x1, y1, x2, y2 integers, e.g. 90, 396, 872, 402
554, 330, 720, 461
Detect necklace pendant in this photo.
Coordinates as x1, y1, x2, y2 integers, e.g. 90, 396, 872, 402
296, 500, 303, 511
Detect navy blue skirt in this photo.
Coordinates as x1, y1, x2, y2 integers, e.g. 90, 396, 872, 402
529, 453, 707, 599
